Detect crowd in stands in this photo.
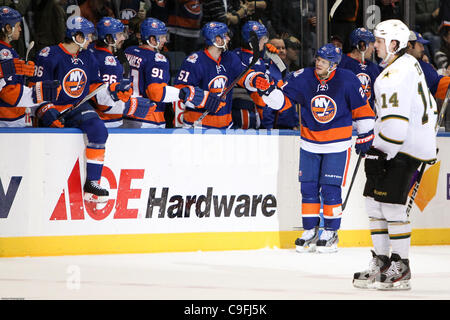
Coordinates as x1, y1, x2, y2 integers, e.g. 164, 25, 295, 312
2, 0, 450, 130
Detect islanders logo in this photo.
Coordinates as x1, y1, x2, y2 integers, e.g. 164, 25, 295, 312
357, 73, 372, 99
184, 0, 201, 15
311, 95, 337, 124
62, 68, 88, 98
208, 75, 228, 95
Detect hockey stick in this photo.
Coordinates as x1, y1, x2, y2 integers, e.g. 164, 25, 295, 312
57, 83, 108, 121
25, 40, 34, 62
406, 86, 450, 216
192, 31, 260, 127
342, 153, 363, 211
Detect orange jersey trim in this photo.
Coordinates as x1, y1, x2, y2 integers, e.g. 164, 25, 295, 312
168, 16, 200, 29
301, 203, 321, 215
435, 77, 450, 100
0, 106, 25, 120
184, 110, 232, 128
352, 101, 375, 119
0, 84, 22, 106
146, 83, 167, 103
86, 147, 105, 162
301, 125, 353, 143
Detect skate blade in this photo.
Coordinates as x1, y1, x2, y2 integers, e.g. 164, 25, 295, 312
316, 245, 338, 254
375, 280, 411, 291
295, 244, 316, 253
352, 279, 377, 289
84, 193, 109, 203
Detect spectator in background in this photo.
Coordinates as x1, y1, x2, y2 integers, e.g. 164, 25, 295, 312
79, 0, 115, 25
150, 0, 168, 23
122, 13, 143, 48
270, 0, 315, 68
283, 35, 301, 71
268, 36, 286, 68
415, 0, 440, 64
167, 0, 202, 55
111, 0, 151, 25
201, 0, 253, 50
33, 0, 67, 55
435, 23, 450, 75
376, 0, 403, 20
328, 0, 362, 53
330, 34, 344, 50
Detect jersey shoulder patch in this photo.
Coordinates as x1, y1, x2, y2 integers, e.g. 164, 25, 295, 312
155, 53, 167, 63
186, 53, 199, 64
0, 48, 13, 60
39, 46, 51, 57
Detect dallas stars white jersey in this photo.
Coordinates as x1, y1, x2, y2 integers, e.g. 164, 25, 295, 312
373, 53, 437, 161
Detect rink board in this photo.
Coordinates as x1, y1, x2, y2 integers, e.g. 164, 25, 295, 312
0, 128, 449, 257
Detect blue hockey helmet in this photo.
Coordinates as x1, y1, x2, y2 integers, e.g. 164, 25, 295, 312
97, 17, 125, 41
0, 6, 21, 30
350, 27, 375, 49
316, 43, 342, 65
241, 21, 267, 43
202, 21, 229, 46
140, 18, 167, 42
66, 16, 95, 39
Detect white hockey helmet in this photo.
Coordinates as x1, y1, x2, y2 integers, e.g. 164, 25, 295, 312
374, 19, 410, 54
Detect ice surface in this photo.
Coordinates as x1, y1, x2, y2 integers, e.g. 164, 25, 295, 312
0, 246, 449, 300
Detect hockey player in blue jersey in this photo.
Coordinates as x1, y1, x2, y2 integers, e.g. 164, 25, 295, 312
32, 16, 136, 203
262, 43, 376, 253
0, 6, 61, 127
174, 21, 273, 128
407, 30, 450, 102
124, 17, 214, 128
339, 28, 381, 110
232, 21, 269, 129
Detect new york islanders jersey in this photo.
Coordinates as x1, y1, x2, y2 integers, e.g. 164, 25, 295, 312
124, 45, 170, 127
232, 48, 267, 122
418, 59, 450, 100
174, 49, 248, 128
276, 67, 375, 153
373, 53, 437, 162
0, 41, 34, 127
339, 54, 381, 109
91, 45, 124, 127
32, 44, 104, 111
167, 0, 202, 38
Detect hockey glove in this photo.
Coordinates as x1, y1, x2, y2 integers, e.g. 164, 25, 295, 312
32, 80, 62, 104
364, 147, 387, 177
15, 59, 35, 77
123, 97, 157, 119
178, 85, 208, 106
250, 73, 275, 96
203, 92, 226, 114
109, 79, 133, 102
36, 103, 64, 128
355, 129, 375, 155
265, 43, 279, 54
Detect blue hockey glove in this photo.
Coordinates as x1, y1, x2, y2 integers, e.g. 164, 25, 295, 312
36, 103, 64, 128
355, 129, 374, 155
123, 97, 156, 119
32, 80, 62, 104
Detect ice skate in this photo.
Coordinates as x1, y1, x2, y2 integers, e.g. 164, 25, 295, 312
375, 253, 411, 290
295, 226, 319, 253
316, 229, 338, 253
353, 250, 390, 289
84, 180, 109, 203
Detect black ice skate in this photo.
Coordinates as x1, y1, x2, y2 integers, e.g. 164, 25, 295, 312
353, 250, 390, 289
84, 180, 109, 203
316, 229, 339, 253
295, 226, 319, 253
375, 253, 411, 290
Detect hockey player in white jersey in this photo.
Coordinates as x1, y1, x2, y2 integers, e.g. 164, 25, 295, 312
353, 20, 438, 290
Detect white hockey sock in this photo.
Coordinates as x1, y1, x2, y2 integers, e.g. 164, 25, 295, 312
366, 197, 390, 256
388, 221, 411, 259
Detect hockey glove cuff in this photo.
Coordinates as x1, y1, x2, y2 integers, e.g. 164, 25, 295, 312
124, 97, 157, 119
355, 129, 375, 155
32, 80, 62, 104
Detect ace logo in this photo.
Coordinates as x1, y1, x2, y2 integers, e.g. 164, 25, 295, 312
50, 158, 145, 221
